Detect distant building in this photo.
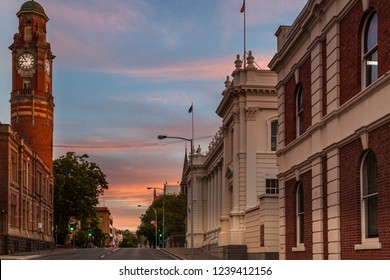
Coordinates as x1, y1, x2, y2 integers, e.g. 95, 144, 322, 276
96, 207, 114, 247
183, 52, 279, 259
0, 1, 55, 254
152, 183, 180, 201
164, 184, 180, 196
269, 0, 390, 259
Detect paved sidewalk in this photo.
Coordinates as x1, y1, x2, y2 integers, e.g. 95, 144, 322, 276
163, 247, 221, 260
0, 248, 60, 260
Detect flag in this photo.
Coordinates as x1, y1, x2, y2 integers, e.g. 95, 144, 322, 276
188, 104, 193, 113
240, 0, 245, 13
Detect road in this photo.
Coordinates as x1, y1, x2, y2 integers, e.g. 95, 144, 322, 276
30, 247, 180, 260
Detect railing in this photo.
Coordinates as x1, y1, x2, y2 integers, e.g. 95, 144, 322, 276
10, 89, 54, 103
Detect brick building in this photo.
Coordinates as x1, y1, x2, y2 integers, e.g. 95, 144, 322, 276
0, 1, 55, 254
96, 207, 114, 247
269, 0, 390, 259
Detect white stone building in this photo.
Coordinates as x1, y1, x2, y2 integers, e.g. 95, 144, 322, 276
183, 52, 279, 259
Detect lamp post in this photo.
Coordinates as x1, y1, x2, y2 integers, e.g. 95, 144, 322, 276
138, 205, 157, 249
147, 186, 165, 248
157, 134, 194, 259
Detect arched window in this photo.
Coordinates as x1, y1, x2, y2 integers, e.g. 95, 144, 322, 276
296, 85, 304, 137
296, 183, 304, 244
363, 12, 378, 87
361, 151, 378, 239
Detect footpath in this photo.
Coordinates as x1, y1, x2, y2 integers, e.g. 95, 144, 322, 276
163, 247, 220, 260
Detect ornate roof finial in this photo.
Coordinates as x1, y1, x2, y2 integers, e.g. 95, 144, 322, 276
235, 54, 243, 69
246, 50, 256, 69
224, 76, 231, 88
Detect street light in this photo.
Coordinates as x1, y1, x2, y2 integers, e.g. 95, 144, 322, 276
157, 134, 194, 259
138, 205, 157, 249
147, 186, 166, 248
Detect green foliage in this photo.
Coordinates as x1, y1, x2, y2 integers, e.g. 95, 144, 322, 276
136, 194, 187, 246
54, 152, 109, 245
75, 230, 88, 247
119, 230, 138, 248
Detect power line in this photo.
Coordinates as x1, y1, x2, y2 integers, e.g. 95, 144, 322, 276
53, 135, 214, 150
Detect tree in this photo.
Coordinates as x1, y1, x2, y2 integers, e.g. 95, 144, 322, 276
119, 230, 138, 248
136, 194, 187, 247
54, 152, 109, 245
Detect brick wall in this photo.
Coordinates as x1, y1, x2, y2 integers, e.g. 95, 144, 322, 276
285, 170, 313, 259
11, 116, 53, 171
340, 122, 390, 259
373, 0, 390, 77
0, 130, 10, 212
340, 1, 390, 105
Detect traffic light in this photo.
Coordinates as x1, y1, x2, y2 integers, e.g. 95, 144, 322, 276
70, 223, 75, 231
88, 230, 92, 237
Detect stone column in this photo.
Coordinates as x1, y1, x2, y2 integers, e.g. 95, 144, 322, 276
311, 157, 324, 259
246, 107, 258, 208
327, 148, 341, 259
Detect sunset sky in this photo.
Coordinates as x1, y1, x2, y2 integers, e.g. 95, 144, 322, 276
0, 0, 307, 231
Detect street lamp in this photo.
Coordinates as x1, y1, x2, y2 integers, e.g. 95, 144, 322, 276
147, 186, 165, 248
157, 134, 194, 259
138, 205, 157, 249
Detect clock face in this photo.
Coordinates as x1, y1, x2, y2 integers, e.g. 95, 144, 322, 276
45, 59, 51, 74
18, 52, 35, 70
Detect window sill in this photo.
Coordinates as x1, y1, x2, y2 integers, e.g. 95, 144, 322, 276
292, 245, 305, 252
354, 242, 382, 250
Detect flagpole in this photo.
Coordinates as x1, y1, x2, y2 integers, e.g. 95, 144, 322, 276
241, 0, 246, 68
190, 101, 194, 259
244, 2, 246, 68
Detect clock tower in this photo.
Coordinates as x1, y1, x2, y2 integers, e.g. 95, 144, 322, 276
9, 0, 55, 170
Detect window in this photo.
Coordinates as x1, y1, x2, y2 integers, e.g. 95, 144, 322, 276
296, 85, 304, 137
23, 160, 27, 187
363, 12, 378, 87
296, 183, 304, 244
266, 179, 279, 194
23, 199, 26, 229
11, 150, 18, 182
27, 202, 30, 230
37, 171, 42, 195
361, 151, 378, 239
23, 78, 31, 89
270, 120, 278, 151
11, 194, 17, 227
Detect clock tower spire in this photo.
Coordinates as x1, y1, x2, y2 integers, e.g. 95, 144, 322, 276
9, 0, 55, 170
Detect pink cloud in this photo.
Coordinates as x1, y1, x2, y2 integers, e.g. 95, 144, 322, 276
45, 1, 142, 34
103, 52, 274, 82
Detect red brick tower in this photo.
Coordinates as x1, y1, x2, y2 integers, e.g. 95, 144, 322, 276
9, 1, 55, 170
